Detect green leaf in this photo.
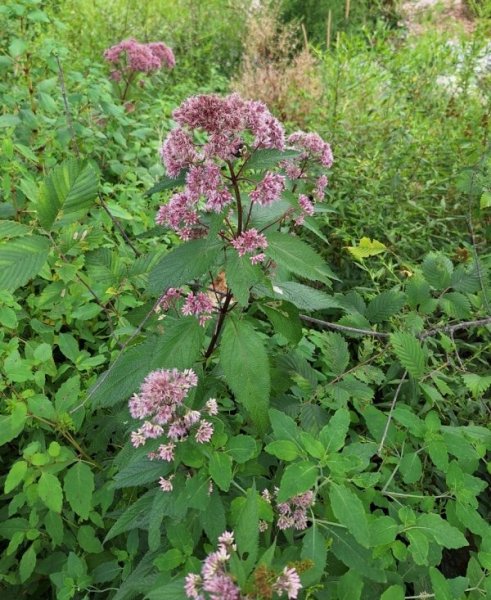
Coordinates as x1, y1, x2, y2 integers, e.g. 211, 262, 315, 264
226, 435, 256, 464
265, 440, 300, 461
266, 231, 335, 284
209, 452, 232, 491
153, 549, 184, 572
58, 333, 79, 363
269, 408, 300, 443
346, 237, 387, 260
77, 525, 103, 553
235, 487, 259, 565
369, 516, 399, 546
246, 148, 300, 170
422, 252, 454, 290
337, 571, 364, 600
148, 238, 221, 294
268, 281, 342, 310
146, 171, 187, 195
440, 292, 471, 319
317, 332, 349, 375
64, 462, 95, 520
5, 460, 28, 493
407, 528, 429, 565
0, 235, 49, 292
19, 545, 37, 583
91, 319, 204, 408
0, 220, 31, 239
220, 317, 270, 431
462, 373, 491, 398
380, 585, 405, 600
301, 525, 327, 585
417, 514, 468, 549
45, 511, 64, 547
366, 290, 405, 323
330, 528, 386, 582
226, 251, 264, 306
145, 579, 187, 600
277, 461, 318, 502
399, 452, 423, 484
329, 483, 370, 548
38, 472, 63, 513
104, 490, 157, 542
429, 567, 452, 600
390, 332, 426, 378
260, 300, 303, 344
37, 160, 99, 229
319, 408, 350, 453
0, 403, 27, 446
480, 191, 491, 209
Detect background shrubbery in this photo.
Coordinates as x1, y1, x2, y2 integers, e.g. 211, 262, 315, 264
0, 0, 490, 599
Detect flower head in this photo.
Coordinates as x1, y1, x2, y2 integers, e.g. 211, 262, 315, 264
231, 229, 268, 263
250, 172, 285, 206
273, 567, 302, 599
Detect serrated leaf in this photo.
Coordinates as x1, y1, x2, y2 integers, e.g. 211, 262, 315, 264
330, 528, 387, 582
461, 373, 491, 398
0, 235, 49, 292
366, 290, 405, 323
317, 332, 349, 375
407, 528, 429, 565
209, 452, 232, 491
226, 435, 256, 464
146, 171, 186, 195
277, 461, 318, 502
4, 460, 28, 494
440, 292, 471, 318
226, 250, 264, 306
38, 160, 99, 229
246, 148, 300, 170
148, 238, 221, 294
265, 440, 299, 461
19, 545, 36, 583
38, 472, 63, 513
105, 490, 157, 542
0, 220, 31, 239
422, 252, 454, 290
301, 525, 327, 585
429, 566, 452, 600
260, 300, 303, 344
329, 483, 370, 548
268, 281, 342, 310
220, 317, 270, 431
266, 232, 335, 284
417, 514, 468, 549
346, 237, 387, 260
235, 487, 259, 566
64, 462, 95, 519
390, 332, 426, 378
319, 408, 350, 453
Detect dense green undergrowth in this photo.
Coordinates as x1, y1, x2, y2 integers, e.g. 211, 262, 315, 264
0, 1, 490, 599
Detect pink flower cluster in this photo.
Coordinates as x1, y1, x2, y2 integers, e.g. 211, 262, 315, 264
156, 94, 285, 239
129, 369, 216, 474
156, 288, 214, 327
288, 131, 333, 168
262, 489, 315, 531
250, 172, 286, 206
295, 194, 315, 226
184, 532, 302, 600
231, 229, 268, 264
104, 38, 175, 77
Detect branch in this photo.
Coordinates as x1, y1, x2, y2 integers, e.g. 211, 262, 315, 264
299, 314, 491, 339
377, 370, 407, 456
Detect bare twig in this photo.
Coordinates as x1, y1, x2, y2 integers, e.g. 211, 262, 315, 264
98, 197, 141, 257
299, 314, 491, 339
377, 371, 407, 456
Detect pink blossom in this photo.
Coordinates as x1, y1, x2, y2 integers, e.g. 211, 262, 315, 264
168, 420, 189, 441
314, 174, 328, 201
202, 574, 241, 599
156, 191, 200, 240
250, 172, 285, 206
205, 188, 234, 213
218, 531, 236, 550
104, 38, 175, 73
295, 194, 315, 226
288, 131, 333, 168
157, 442, 175, 462
158, 287, 182, 312
184, 410, 202, 427
184, 573, 203, 599
160, 128, 197, 177
245, 100, 285, 150
186, 164, 221, 200
158, 476, 174, 492
205, 398, 219, 415
181, 292, 214, 326
195, 420, 214, 443
231, 228, 268, 264
273, 567, 302, 599
173, 93, 246, 135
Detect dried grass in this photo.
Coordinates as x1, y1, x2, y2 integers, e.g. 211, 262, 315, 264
232, 2, 323, 126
